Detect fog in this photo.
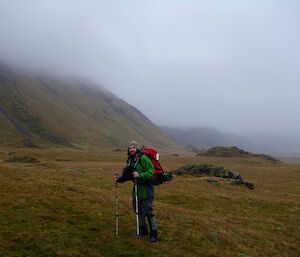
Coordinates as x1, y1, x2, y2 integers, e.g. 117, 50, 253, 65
0, 0, 300, 138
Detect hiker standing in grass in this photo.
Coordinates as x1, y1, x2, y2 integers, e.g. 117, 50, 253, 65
115, 141, 158, 242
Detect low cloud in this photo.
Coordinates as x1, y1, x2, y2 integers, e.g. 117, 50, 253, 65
0, 0, 299, 136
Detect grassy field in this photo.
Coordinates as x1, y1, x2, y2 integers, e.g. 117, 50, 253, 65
0, 148, 299, 257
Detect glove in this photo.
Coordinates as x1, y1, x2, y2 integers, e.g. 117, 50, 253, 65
116, 176, 125, 183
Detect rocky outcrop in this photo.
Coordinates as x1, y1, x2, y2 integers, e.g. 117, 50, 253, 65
197, 146, 279, 162
172, 164, 255, 189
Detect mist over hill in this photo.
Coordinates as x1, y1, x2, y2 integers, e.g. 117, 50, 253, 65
0, 62, 178, 150
160, 126, 300, 156
1, 61, 299, 155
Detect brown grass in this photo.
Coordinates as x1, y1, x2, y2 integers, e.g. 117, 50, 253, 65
0, 148, 299, 257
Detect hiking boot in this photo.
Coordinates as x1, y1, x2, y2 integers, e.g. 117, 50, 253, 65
139, 225, 148, 236
150, 229, 158, 243
147, 216, 158, 242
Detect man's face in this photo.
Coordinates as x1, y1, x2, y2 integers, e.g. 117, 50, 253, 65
128, 146, 137, 156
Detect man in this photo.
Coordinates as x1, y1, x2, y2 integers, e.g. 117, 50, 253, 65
115, 141, 158, 242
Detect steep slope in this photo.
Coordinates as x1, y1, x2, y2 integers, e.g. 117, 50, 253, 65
0, 63, 178, 150
160, 126, 231, 149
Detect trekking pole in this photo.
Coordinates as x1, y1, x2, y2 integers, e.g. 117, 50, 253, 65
134, 178, 140, 236
115, 174, 119, 236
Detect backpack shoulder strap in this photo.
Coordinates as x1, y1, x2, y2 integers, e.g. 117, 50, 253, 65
129, 154, 141, 168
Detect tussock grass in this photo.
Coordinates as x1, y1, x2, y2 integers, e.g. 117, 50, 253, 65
0, 148, 299, 257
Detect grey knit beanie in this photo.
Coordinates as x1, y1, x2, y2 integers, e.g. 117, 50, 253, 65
128, 140, 138, 149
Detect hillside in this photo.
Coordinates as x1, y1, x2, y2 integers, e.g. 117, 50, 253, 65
197, 146, 280, 162
160, 126, 285, 154
160, 126, 231, 150
0, 63, 178, 150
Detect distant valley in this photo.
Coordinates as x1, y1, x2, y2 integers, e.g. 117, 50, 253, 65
160, 126, 300, 156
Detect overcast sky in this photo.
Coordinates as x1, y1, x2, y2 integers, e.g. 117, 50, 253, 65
0, 0, 299, 136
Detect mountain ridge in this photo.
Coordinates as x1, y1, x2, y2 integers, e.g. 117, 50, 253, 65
0, 63, 179, 150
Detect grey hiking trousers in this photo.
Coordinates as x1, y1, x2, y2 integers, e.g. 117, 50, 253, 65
132, 197, 157, 230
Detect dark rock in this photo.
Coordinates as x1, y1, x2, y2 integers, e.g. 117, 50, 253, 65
245, 182, 255, 190
5, 155, 39, 163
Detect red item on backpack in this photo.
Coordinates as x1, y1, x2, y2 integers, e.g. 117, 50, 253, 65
142, 148, 164, 185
